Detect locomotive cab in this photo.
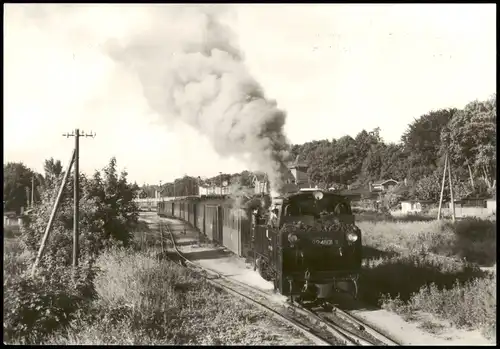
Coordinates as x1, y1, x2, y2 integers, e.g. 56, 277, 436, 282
252, 190, 362, 304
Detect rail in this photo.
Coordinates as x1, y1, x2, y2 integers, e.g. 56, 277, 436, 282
159, 218, 400, 346
160, 220, 336, 346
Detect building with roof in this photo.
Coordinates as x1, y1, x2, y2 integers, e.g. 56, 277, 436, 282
369, 179, 399, 192
252, 155, 311, 194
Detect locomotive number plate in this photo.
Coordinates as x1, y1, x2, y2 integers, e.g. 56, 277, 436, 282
312, 239, 334, 246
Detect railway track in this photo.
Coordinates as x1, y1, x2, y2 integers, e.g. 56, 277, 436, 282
159, 218, 400, 346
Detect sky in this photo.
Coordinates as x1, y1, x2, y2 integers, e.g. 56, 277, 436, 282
4, 4, 496, 185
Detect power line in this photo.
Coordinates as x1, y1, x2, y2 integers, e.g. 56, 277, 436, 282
62, 129, 96, 269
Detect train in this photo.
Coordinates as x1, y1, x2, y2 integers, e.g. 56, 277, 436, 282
157, 188, 362, 307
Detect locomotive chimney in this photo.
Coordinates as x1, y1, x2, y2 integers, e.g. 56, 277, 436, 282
368, 181, 373, 192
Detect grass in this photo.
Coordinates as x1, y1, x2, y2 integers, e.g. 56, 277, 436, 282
5, 211, 496, 343
45, 247, 309, 345
357, 215, 497, 340
377, 265, 496, 340
4, 228, 311, 345
353, 208, 435, 223
358, 217, 497, 266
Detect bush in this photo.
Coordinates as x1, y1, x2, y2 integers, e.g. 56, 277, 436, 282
379, 268, 496, 339
20, 158, 139, 262
446, 218, 497, 266
3, 253, 97, 344
4, 157, 140, 344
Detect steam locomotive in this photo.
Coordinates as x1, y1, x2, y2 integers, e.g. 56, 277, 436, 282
157, 189, 362, 305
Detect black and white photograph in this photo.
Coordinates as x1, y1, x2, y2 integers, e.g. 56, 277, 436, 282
3, 3, 496, 345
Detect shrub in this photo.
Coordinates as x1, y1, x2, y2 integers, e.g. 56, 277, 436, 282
20, 158, 139, 261
380, 270, 496, 339
3, 254, 97, 344
4, 157, 140, 344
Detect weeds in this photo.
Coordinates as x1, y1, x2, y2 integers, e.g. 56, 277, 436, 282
378, 269, 496, 340
3, 247, 97, 344
43, 247, 310, 345
5, 241, 309, 345
360, 248, 496, 339
354, 208, 434, 223
358, 217, 496, 266
360, 252, 486, 304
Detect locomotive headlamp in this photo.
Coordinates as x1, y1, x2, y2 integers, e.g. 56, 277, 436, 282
288, 234, 298, 243
346, 232, 358, 242
313, 191, 324, 200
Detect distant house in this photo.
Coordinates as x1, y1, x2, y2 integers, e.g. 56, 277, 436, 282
486, 199, 496, 214
401, 200, 435, 214
3, 211, 18, 226
287, 155, 309, 189
370, 179, 399, 192
444, 197, 496, 218
450, 197, 494, 208
252, 155, 310, 195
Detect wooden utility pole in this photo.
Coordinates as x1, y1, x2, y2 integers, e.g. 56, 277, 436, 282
32, 149, 76, 277
31, 176, 35, 208
447, 156, 456, 222
219, 172, 223, 196
437, 154, 448, 220
63, 129, 95, 268
26, 187, 30, 210
437, 153, 456, 222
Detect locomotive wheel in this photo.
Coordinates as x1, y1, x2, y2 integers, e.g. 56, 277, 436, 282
350, 278, 359, 300
340, 278, 359, 300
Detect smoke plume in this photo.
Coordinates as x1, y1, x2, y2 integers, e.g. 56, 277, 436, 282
105, 6, 291, 195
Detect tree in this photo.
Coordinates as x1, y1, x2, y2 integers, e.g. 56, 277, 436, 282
3, 162, 41, 214
354, 128, 383, 182
20, 156, 140, 263
401, 108, 457, 181
440, 96, 496, 189
411, 171, 473, 202
360, 142, 386, 184
379, 143, 407, 181
330, 136, 360, 185
43, 158, 63, 187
